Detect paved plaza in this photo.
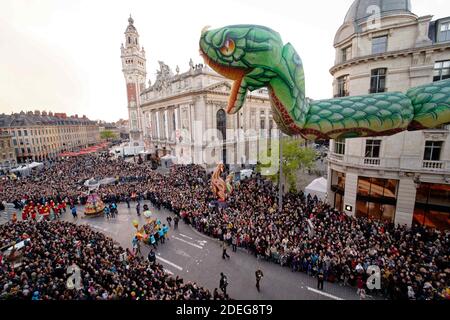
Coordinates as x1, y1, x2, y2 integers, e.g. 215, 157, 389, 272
51, 202, 365, 300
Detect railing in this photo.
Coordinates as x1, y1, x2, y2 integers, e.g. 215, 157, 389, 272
363, 158, 380, 166
329, 153, 450, 172
328, 153, 344, 161
423, 160, 444, 170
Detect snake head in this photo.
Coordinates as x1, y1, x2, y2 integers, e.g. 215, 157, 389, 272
200, 25, 283, 114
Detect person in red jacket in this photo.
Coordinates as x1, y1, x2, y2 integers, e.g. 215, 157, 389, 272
22, 207, 28, 221
31, 209, 37, 220
42, 203, 50, 220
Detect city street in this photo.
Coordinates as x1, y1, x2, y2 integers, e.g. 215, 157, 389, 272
59, 202, 363, 300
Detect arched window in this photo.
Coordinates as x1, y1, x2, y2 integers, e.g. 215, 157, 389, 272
128, 37, 131, 44
216, 109, 227, 164
216, 109, 226, 141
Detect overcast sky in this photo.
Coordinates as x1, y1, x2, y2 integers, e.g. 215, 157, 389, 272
0, 0, 449, 122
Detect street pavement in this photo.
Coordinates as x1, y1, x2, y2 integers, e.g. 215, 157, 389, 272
54, 202, 364, 300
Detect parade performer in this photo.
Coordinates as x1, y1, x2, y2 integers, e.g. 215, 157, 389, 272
200, 25, 450, 139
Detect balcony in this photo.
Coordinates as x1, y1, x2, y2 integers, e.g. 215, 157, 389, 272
328, 153, 450, 173
423, 160, 444, 170
363, 158, 381, 166
329, 153, 344, 161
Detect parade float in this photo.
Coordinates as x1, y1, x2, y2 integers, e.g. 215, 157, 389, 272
199, 25, 450, 139
132, 217, 162, 246
211, 163, 234, 205
84, 193, 106, 216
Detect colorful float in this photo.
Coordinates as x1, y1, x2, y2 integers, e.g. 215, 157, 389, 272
84, 193, 106, 216
211, 163, 234, 203
132, 217, 165, 247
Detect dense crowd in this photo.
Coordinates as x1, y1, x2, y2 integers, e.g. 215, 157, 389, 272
1, 155, 449, 300
0, 221, 227, 300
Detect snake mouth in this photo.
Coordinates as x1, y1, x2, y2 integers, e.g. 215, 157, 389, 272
200, 47, 250, 114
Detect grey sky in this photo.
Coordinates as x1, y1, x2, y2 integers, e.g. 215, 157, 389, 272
0, 0, 448, 122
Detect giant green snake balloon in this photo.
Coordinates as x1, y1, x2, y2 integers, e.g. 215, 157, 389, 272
199, 25, 450, 140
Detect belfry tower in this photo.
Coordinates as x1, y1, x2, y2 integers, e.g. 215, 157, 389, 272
121, 15, 146, 146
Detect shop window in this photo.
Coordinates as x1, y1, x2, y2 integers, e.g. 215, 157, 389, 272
331, 170, 346, 194
413, 183, 450, 230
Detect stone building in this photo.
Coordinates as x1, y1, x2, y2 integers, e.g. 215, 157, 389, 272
327, 0, 450, 229
0, 130, 16, 169
0, 111, 100, 163
140, 62, 275, 168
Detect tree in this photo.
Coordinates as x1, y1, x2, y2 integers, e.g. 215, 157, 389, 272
100, 130, 118, 140
257, 136, 316, 192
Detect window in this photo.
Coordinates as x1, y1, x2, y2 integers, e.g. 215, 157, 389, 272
260, 111, 266, 130
356, 177, 399, 222
433, 60, 450, 82
331, 170, 346, 193
336, 75, 349, 97
18, 130, 22, 136
372, 36, 387, 54
424, 141, 443, 161
24, 130, 28, 136
334, 139, 346, 155
438, 21, 450, 42
414, 183, 450, 230
370, 68, 386, 93
250, 110, 256, 129
269, 113, 274, 131
365, 139, 381, 158
216, 109, 227, 141
342, 46, 352, 62
172, 112, 176, 131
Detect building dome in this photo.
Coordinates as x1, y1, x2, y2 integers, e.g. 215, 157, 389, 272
344, 0, 413, 24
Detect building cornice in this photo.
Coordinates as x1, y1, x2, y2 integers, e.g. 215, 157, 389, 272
334, 13, 420, 47
330, 42, 450, 75
141, 88, 269, 110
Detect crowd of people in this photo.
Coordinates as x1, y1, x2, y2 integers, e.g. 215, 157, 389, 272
1, 155, 449, 300
0, 221, 228, 300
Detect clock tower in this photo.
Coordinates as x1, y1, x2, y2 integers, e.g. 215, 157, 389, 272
121, 15, 146, 146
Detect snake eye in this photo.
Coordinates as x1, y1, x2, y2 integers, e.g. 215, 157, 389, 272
220, 38, 235, 56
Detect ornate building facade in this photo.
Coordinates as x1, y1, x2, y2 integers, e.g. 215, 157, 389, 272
0, 111, 100, 164
140, 62, 275, 168
327, 0, 450, 229
0, 130, 16, 169
121, 16, 146, 147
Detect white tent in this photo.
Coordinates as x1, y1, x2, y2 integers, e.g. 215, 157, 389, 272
160, 154, 177, 168
305, 177, 327, 201
10, 162, 43, 176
